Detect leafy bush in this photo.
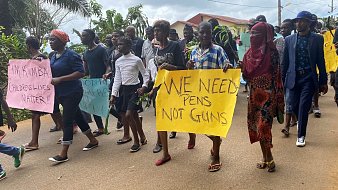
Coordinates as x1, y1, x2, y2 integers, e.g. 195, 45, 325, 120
0, 27, 31, 124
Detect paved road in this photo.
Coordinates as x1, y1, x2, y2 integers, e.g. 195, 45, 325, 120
1, 87, 338, 190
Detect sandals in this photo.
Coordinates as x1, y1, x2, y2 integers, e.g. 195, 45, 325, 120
281, 128, 290, 137
266, 160, 276, 172
256, 160, 275, 172
116, 138, 132, 145
155, 155, 171, 166
208, 163, 222, 172
23, 143, 39, 151
256, 161, 267, 169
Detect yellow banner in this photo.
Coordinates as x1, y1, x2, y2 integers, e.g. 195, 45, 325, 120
155, 69, 241, 137
323, 30, 338, 73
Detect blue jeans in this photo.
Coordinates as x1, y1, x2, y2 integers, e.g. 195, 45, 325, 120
0, 143, 19, 172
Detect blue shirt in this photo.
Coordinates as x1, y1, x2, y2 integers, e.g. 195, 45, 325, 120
295, 35, 311, 71
50, 48, 84, 97
190, 44, 229, 69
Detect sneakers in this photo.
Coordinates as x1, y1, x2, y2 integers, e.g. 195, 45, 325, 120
296, 136, 306, 147
153, 144, 162, 153
49, 155, 69, 163
313, 107, 321, 118
82, 143, 98, 151
13, 145, 25, 168
130, 144, 141, 152
0, 170, 6, 181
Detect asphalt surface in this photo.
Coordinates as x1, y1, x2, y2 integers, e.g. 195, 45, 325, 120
0, 87, 338, 190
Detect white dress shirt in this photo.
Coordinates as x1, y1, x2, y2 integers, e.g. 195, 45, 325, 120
112, 53, 149, 97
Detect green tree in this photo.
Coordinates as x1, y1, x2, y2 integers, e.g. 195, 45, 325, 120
125, 4, 149, 37
89, 1, 148, 40
0, 0, 91, 36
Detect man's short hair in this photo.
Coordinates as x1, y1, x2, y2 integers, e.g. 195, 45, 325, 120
198, 21, 212, 31
26, 36, 40, 50
83, 29, 96, 41
184, 24, 193, 32
113, 30, 124, 37
118, 36, 132, 47
153, 20, 170, 36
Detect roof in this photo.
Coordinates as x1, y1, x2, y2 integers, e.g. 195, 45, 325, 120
171, 21, 198, 28
186, 13, 248, 25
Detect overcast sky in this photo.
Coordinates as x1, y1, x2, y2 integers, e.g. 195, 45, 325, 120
61, 0, 335, 43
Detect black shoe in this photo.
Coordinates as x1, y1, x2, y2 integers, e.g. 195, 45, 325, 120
169, 132, 177, 139
83, 143, 98, 151
130, 144, 141, 152
116, 121, 123, 130
153, 144, 162, 153
49, 155, 68, 163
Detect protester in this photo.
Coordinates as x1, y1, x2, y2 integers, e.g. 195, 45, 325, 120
186, 21, 231, 172
103, 30, 125, 131
333, 27, 338, 106
242, 22, 284, 172
105, 34, 114, 56
169, 24, 197, 139
0, 90, 25, 180
274, 20, 297, 136
0, 90, 17, 142
82, 29, 109, 137
309, 14, 322, 118
110, 36, 149, 152
168, 29, 179, 41
125, 26, 144, 58
151, 20, 196, 164
48, 29, 98, 163
208, 18, 238, 68
141, 26, 155, 67
283, 11, 328, 147
23, 36, 64, 150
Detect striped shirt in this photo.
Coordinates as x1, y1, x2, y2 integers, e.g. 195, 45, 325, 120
190, 44, 229, 69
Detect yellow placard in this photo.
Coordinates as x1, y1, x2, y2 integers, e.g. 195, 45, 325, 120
323, 30, 338, 73
155, 69, 241, 137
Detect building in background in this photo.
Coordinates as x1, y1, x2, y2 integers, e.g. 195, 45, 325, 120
171, 13, 248, 38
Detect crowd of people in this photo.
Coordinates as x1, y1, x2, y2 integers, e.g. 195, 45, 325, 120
0, 10, 338, 180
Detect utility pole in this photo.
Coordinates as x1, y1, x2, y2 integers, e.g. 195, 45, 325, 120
331, 0, 334, 12
278, 0, 282, 26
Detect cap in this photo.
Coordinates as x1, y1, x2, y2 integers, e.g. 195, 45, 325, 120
294, 11, 313, 21
256, 15, 267, 22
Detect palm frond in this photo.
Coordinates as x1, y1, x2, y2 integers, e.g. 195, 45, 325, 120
43, 0, 91, 17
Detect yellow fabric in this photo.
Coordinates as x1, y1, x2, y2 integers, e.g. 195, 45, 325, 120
323, 30, 338, 73
155, 69, 241, 137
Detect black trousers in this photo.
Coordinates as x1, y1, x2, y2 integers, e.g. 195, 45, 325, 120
58, 91, 91, 145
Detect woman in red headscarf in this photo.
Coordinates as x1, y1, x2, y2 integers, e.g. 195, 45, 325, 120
48, 30, 98, 163
242, 22, 284, 172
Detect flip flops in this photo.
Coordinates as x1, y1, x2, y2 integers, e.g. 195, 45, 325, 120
208, 163, 222, 172
155, 156, 171, 166
23, 143, 39, 151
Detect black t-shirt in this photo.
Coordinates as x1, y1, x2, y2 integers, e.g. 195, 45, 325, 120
131, 37, 144, 58
83, 45, 108, 78
154, 41, 186, 70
